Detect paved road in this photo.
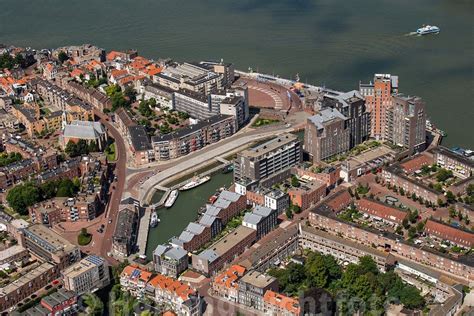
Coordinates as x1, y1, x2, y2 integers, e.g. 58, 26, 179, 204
94, 110, 127, 263
137, 124, 295, 203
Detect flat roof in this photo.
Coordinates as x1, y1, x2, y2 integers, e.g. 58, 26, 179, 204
239, 133, 298, 158
207, 226, 255, 257
0, 262, 54, 297
23, 224, 77, 254
301, 224, 390, 259
239, 270, 276, 288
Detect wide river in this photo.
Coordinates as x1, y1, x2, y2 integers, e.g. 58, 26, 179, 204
0, 0, 472, 147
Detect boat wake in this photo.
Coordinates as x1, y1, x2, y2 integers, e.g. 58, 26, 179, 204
405, 32, 418, 36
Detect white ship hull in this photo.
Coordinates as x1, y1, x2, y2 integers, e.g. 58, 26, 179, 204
179, 176, 211, 191
164, 190, 179, 208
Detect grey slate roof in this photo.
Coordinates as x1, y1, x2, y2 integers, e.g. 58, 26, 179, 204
199, 214, 219, 227
185, 222, 206, 235
253, 205, 273, 218
213, 197, 231, 209
243, 213, 263, 226
63, 120, 105, 139
308, 108, 346, 130
219, 190, 241, 202
198, 249, 219, 263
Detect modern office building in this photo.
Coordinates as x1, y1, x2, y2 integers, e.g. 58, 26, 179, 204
234, 133, 302, 185
304, 108, 349, 162
20, 224, 81, 270
62, 255, 110, 295
384, 94, 426, 154
359, 74, 399, 139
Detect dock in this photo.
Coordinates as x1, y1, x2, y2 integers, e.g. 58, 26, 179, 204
136, 206, 152, 257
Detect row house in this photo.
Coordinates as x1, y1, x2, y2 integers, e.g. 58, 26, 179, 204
237, 224, 299, 272
120, 265, 201, 316
424, 220, 474, 248
308, 197, 474, 283
211, 265, 246, 303
120, 265, 153, 299
0, 262, 59, 312
245, 188, 289, 215
430, 146, 474, 179
382, 163, 445, 205
299, 224, 393, 272
263, 290, 301, 316
355, 197, 408, 226
151, 114, 235, 161
64, 81, 111, 111
146, 273, 202, 316
242, 205, 277, 240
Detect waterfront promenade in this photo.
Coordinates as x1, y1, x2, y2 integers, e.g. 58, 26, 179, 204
138, 126, 294, 204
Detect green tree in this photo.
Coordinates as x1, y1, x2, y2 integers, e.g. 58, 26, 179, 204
398, 285, 425, 309
291, 175, 300, 187
408, 226, 417, 239
82, 293, 104, 316
446, 191, 456, 203
57, 51, 69, 64
6, 183, 41, 215
124, 86, 137, 103
436, 168, 453, 182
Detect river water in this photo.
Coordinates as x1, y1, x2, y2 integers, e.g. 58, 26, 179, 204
0, 0, 472, 148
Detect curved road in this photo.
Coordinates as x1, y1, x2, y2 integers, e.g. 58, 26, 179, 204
94, 110, 127, 262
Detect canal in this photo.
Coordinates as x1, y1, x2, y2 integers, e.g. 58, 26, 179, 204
145, 172, 233, 259
144, 130, 304, 259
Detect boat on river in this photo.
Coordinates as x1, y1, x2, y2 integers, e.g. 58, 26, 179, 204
179, 176, 211, 191
416, 25, 440, 35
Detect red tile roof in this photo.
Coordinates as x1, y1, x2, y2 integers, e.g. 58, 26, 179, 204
355, 198, 407, 224
263, 290, 300, 314
401, 154, 433, 173
121, 265, 152, 283
425, 220, 474, 248
148, 274, 196, 301
326, 190, 352, 212
214, 265, 246, 289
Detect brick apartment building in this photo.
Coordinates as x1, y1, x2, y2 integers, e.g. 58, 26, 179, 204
383, 163, 445, 205
424, 220, 474, 248
288, 179, 326, 211
308, 197, 474, 283
151, 114, 236, 161
355, 198, 408, 226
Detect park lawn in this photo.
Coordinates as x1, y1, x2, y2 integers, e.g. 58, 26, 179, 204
252, 118, 280, 127
78, 232, 92, 246
105, 143, 117, 161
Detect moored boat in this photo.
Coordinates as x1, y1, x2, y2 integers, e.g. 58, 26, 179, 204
150, 211, 159, 227
179, 176, 211, 191
164, 189, 179, 208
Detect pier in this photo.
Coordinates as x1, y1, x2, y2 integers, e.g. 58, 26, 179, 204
136, 206, 153, 257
